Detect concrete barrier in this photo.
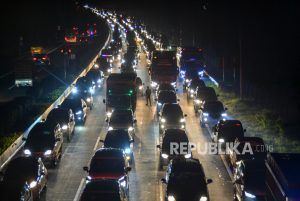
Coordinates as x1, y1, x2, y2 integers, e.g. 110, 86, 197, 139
0, 29, 111, 170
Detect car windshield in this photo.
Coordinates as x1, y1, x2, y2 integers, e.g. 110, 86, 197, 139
90, 158, 125, 173
80, 192, 121, 201
190, 80, 205, 88
110, 113, 133, 124
158, 84, 175, 92
199, 90, 217, 101
61, 99, 81, 110
169, 172, 207, 193
108, 96, 131, 108
47, 110, 68, 122
105, 134, 130, 149
219, 124, 244, 139
158, 92, 177, 103
162, 134, 189, 154
162, 105, 182, 117
27, 126, 55, 143
204, 102, 224, 113
236, 142, 267, 159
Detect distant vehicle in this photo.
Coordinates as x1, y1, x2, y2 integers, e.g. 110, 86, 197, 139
107, 109, 136, 137
101, 129, 134, 162
157, 129, 191, 169
194, 87, 218, 113
60, 97, 88, 124
187, 78, 205, 99
0, 156, 47, 201
32, 53, 50, 66
22, 122, 63, 167
212, 120, 245, 148
233, 159, 265, 201
101, 49, 115, 63
155, 90, 178, 115
45, 108, 75, 142
265, 153, 300, 201
229, 137, 266, 169
161, 158, 212, 201
79, 180, 128, 201
86, 23, 97, 37
95, 57, 112, 75
158, 103, 187, 133
83, 148, 131, 194
199, 101, 227, 127
64, 32, 77, 43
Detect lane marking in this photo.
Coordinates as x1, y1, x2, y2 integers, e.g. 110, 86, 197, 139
93, 136, 101, 151
73, 178, 85, 201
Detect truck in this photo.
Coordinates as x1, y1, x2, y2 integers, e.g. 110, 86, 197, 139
150, 50, 178, 88
265, 153, 300, 201
103, 73, 137, 117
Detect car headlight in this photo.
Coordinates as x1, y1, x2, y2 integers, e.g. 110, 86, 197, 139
89, 88, 94, 94
125, 148, 131, 154
199, 196, 208, 201
221, 113, 227, 117
245, 191, 256, 199
190, 89, 194, 93
86, 97, 91, 102
72, 87, 78, 94
24, 149, 31, 156
168, 195, 175, 201
107, 112, 112, 117
157, 102, 162, 106
76, 111, 82, 115
203, 113, 209, 117
161, 118, 166, 123
184, 153, 191, 159
108, 126, 113, 131
62, 125, 68, 130
161, 153, 169, 159
29, 181, 37, 189
44, 150, 52, 156
180, 118, 185, 123
139, 85, 143, 90
218, 138, 225, 143
128, 126, 134, 131
97, 79, 102, 83
195, 99, 201, 104
94, 64, 99, 68
185, 79, 190, 83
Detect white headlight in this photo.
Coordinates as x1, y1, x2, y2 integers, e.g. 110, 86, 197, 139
44, 150, 52, 156
184, 153, 191, 159
120, 180, 126, 187
76, 111, 82, 115
157, 102, 162, 106
86, 97, 91, 102
161, 118, 166, 123
185, 79, 190, 83
218, 138, 225, 143
195, 99, 201, 104
97, 79, 101, 83
128, 127, 134, 131
203, 113, 209, 117
108, 126, 113, 131
168, 195, 175, 201
221, 113, 227, 117
94, 64, 99, 68
125, 148, 131, 154
139, 85, 143, 90
245, 191, 256, 199
162, 153, 169, 159
190, 89, 194, 93
107, 112, 112, 117
62, 125, 68, 130
180, 118, 185, 123
72, 87, 77, 94
29, 181, 37, 189
151, 82, 157, 87
24, 149, 31, 156
200, 196, 208, 201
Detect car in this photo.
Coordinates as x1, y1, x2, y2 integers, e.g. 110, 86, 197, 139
60, 97, 88, 124
186, 78, 205, 99
101, 129, 134, 162
229, 137, 267, 169
158, 103, 187, 134
157, 129, 192, 169
233, 159, 266, 201
83, 148, 131, 193
95, 57, 112, 75
107, 109, 136, 137
79, 180, 128, 201
156, 83, 176, 98
71, 91, 93, 110
0, 156, 47, 201
0, 181, 33, 201
193, 87, 218, 113
199, 101, 228, 127
161, 158, 212, 201
22, 122, 63, 167
86, 68, 104, 89
212, 120, 245, 149
155, 90, 178, 115
45, 108, 75, 141
101, 49, 115, 63
32, 53, 50, 66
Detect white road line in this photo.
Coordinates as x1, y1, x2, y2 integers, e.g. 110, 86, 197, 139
73, 178, 85, 201
93, 136, 101, 151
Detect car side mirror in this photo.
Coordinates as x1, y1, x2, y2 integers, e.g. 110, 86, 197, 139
125, 167, 132, 172
161, 178, 167, 184
243, 129, 246, 132
156, 145, 161, 149
83, 166, 89, 172
184, 114, 187, 117
207, 179, 213, 184
103, 99, 106, 104
22, 137, 27, 141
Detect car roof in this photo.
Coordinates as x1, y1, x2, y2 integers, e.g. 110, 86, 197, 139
83, 179, 119, 191
235, 137, 264, 145
94, 148, 124, 158
7, 156, 39, 170
170, 158, 204, 173
164, 129, 186, 136
158, 90, 176, 96
112, 109, 132, 114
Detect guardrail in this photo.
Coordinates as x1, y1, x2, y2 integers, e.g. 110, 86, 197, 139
0, 29, 111, 171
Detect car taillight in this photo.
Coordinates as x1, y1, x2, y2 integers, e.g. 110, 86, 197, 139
235, 124, 241, 127
68, 49, 71, 53
42, 57, 47, 60
33, 57, 37, 61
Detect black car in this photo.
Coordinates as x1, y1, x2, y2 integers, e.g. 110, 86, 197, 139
233, 159, 266, 201
107, 109, 136, 137
187, 78, 205, 99
161, 158, 212, 201
0, 156, 48, 200
0, 181, 33, 201
23, 122, 63, 167
156, 83, 176, 98
79, 180, 128, 201
45, 108, 75, 141
157, 129, 191, 169
101, 129, 134, 162
86, 69, 104, 89
199, 101, 228, 127
158, 103, 187, 133
155, 90, 178, 115
194, 87, 218, 113
72, 76, 94, 108
212, 120, 245, 149
95, 57, 112, 75
32, 53, 50, 66
83, 148, 131, 193
60, 97, 88, 124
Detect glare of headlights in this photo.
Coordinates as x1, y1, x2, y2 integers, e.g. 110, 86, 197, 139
44, 150, 52, 156
72, 87, 77, 94
107, 112, 112, 117
120, 180, 126, 187
139, 85, 143, 90
128, 127, 134, 131
125, 148, 131, 154
221, 113, 227, 117
86, 97, 91, 102
108, 126, 113, 131
29, 181, 37, 189
24, 149, 31, 156
94, 64, 99, 68
200, 196, 208, 201
168, 195, 175, 201
97, 79, 101, 83
76, 111, 82, 115
62, 125, 68, 130
184, 153, 192, 159
218, 138, 225, 143
185, 79, 190, 83
203, 113, 209, 117
161, 118, 166, 123
195, 99, 201, 104
162, 153, 169, 159
181, 125, 185, 129
245, 191, 256, 199
190, 89, 194, 93
180, 118, 185, 123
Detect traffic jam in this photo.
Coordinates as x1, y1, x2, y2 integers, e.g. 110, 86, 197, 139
0, 5, 299, 201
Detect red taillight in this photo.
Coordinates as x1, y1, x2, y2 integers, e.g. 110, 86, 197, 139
60, 49, 64, 53
235, 124, 241, 127
33, 57, 37, 61
94, 23, 96, 26
198, 48, 202, 51
68, 49, 71, 53
42, 57, 47, 60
